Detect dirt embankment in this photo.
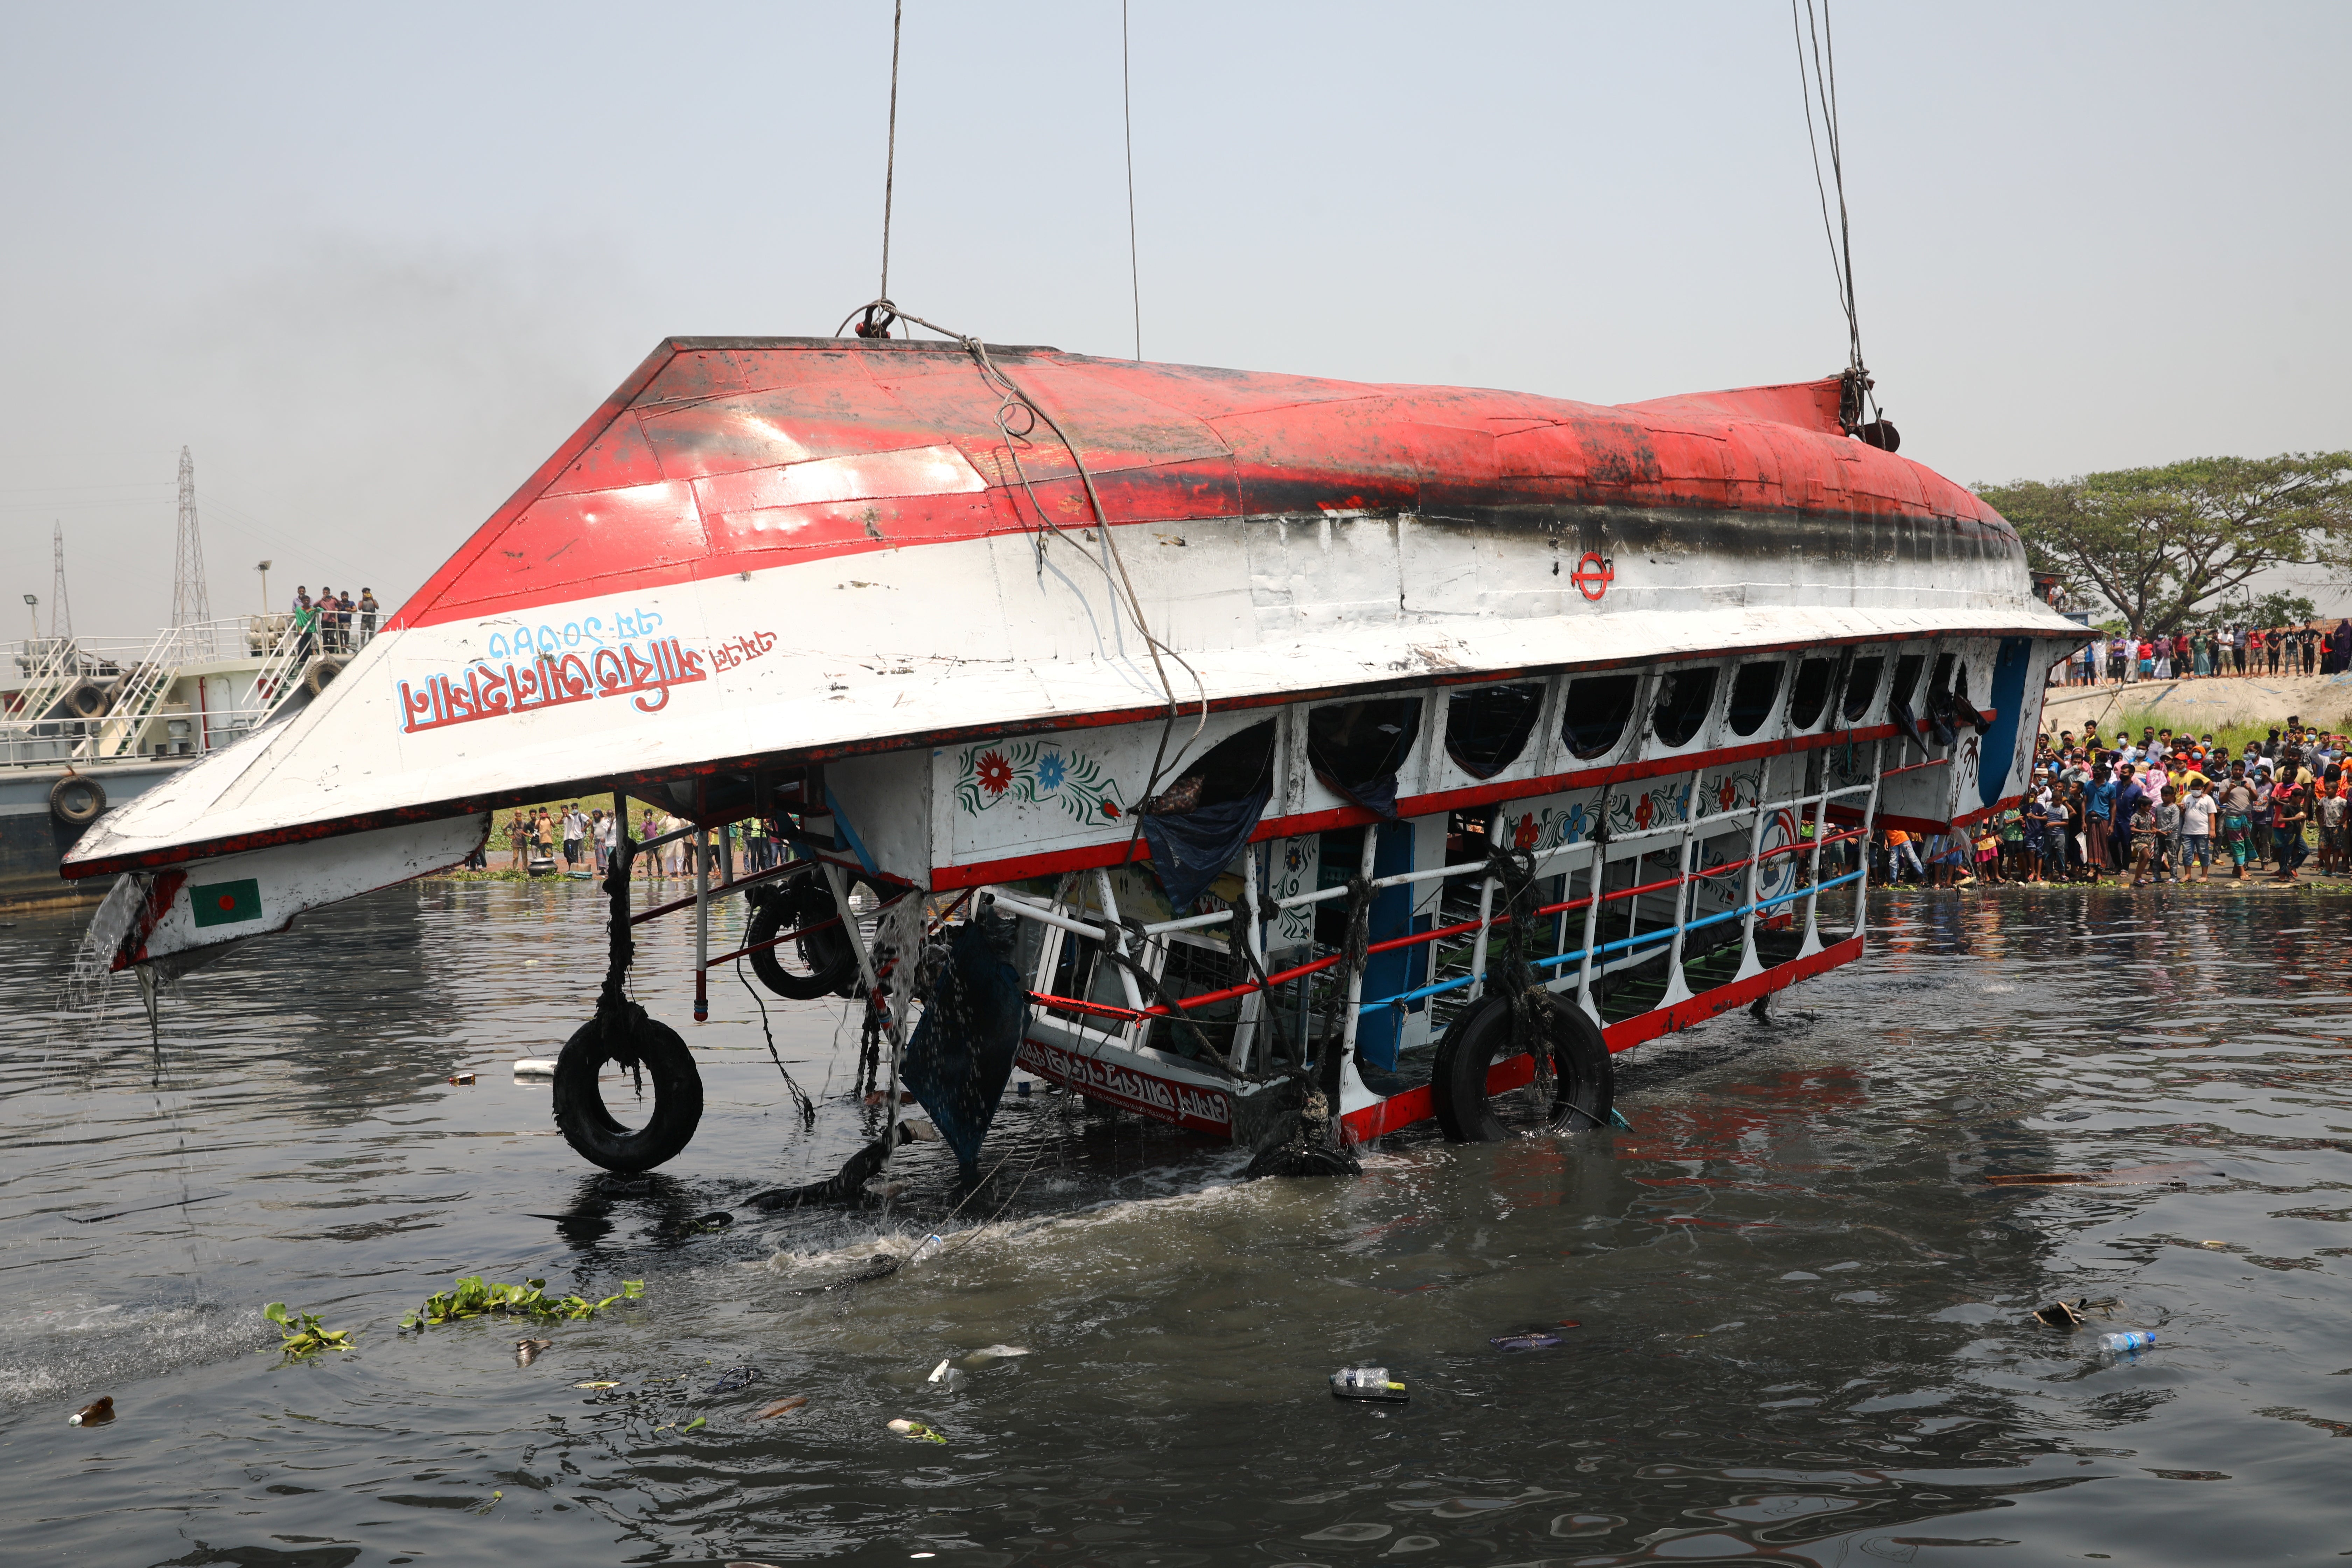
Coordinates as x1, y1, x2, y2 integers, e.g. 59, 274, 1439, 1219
2040, 673, 2352, 738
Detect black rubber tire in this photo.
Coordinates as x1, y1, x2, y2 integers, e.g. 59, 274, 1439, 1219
62, 681, 110, 720
49, 773, 107, 828
303, 657, 346, 697
551, 1013, 704, 1173
1429, 990, 1614, 1141
745, 877, 861, 1000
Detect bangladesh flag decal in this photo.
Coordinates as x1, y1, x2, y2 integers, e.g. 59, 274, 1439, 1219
190, 878, 262, 928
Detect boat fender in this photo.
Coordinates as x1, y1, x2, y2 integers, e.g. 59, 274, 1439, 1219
1429, 990, 1614, 1142
550, 1006, 703, 1173
49, 772, 108, 829
61, 681, 111, 720
743, 876, 861, 1000
302, 657, 346, 698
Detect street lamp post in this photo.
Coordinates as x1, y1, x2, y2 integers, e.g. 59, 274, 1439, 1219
257, 560, 273, 616
21, 593, 36, 641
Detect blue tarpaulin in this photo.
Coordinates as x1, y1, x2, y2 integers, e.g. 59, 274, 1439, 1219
1139, 784, 1272, 912
901, 918, 1028, 1182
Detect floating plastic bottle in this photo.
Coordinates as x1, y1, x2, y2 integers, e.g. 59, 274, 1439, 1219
906, 1234, 947, 1266
1330, 1366, 1408, 1404
2096, 1330, 2156, 1356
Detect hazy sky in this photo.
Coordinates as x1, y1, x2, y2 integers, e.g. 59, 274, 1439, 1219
3, 1, 2346, 640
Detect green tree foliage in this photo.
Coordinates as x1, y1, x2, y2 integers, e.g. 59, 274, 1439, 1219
1977, 453, 2352, 634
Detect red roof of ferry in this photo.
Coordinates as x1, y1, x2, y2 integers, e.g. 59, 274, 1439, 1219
391, 337, 2009, 633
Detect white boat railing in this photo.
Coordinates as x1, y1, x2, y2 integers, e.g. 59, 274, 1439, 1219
990, 736, 1893, 1068
0, 616, 317, 768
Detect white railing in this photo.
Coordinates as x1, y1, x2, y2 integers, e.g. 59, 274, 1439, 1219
0, 615, 319, 768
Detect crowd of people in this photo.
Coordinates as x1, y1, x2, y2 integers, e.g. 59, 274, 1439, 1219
1871, 719, 2349, 889
470, 804, 794, 880
290, 585, 379, 660
2055, 621, 2352, 684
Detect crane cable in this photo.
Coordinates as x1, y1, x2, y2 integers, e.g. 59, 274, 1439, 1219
1790, 0, 1888, 442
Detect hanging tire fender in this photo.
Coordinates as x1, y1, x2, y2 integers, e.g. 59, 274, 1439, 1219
744, 875, 861, 1000
49, 772, 108, 829
1429, 990, 1614, 1142
303, 657, 346, 697
551, 1010, 704, 1173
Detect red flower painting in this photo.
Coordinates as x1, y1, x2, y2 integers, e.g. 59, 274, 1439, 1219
976, 750, 1013, 797
1718, 778, 1738, 811
1634, 795, 1654, 830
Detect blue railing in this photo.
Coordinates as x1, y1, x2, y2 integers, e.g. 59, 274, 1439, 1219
1355, 870, 1863, 1015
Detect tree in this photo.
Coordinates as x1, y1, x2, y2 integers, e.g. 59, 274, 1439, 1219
1976, 453, 2352, 635
2224, 590, 2318, 629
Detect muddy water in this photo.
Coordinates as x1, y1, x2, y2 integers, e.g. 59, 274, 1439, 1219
2, 881, 2349, 1566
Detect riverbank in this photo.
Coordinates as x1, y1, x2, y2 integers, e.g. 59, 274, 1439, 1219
2040, 671, 2352, 742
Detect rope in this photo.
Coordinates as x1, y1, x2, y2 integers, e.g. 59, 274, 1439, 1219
736, 954, 816, 1126
869, 0, 905, 334
827, 300, 1208, 845
597, 789, 646, 1087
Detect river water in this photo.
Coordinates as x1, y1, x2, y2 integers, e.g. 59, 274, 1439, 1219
2, 880, 2348, 1566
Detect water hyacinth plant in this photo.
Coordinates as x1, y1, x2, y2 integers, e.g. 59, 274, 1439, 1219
401, 1275, 643, 1329
264, 1302, 353, 1357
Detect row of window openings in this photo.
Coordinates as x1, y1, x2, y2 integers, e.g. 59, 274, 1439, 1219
1144, 649, 1972, 819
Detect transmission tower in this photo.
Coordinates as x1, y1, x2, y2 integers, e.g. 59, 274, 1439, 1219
48, 521, 72, 640
172, 445, 211, 629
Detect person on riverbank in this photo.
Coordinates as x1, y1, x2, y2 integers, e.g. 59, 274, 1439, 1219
2219, 763, 2256, 878
2179, 779, 2215, 882
560, 803, 587, 872
2273, 775, 2311, 881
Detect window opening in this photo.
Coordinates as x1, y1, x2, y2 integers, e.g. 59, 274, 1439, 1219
1787, 657, 1834, 730
1307, 698, 1421, 805
1840, 655, 1883, 723
1560, 674, 1640, 760
1725, 663, 1784, 737
1651, 666, 1718, 748
1444, 682, 1544, 779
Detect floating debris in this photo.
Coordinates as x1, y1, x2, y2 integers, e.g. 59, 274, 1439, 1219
514, 1059, 557, 1078
2034, 1301, 2086, 1329
448, 1073, 477, 1086
402, 1275, 643, 1329
1491, 1329, 1563, 1352
660, 1211, 735, 1240
1984, 1161, 2220, 1188
68, 1396, 114, 1426
515, 1338, 551, 1366
1330, 1366, 1409, 1404
925, 1358, 968, 1393
964, 1344, 1030, 1364
887, 1418, 946, 1443
755, 1395, 808, 1419
704, 1365, 760, 1394
264, 1302, 353, 1358
574, 1381, 620, 1389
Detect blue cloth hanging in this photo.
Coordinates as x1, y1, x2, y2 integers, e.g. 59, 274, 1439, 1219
1139, 784, 1272, 912
901, 917, 1028, 1182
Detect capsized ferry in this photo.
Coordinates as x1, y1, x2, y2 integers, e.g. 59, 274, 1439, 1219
63, 336, 2078, 1173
